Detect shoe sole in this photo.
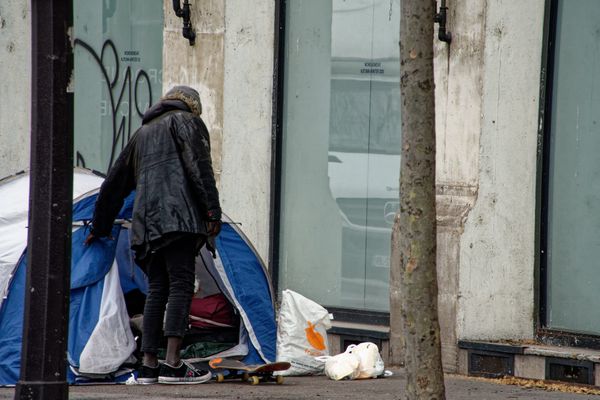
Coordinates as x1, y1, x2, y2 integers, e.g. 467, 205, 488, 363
158, 375, 212, 385
137, 378, 158, 385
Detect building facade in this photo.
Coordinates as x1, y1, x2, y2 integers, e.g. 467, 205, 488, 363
1, 0, 599, 382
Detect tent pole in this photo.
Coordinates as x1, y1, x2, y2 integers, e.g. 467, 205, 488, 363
15, 0, 72, 399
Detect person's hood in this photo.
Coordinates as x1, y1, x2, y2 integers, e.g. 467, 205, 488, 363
161, 85, 202, 117
142, 85, 202, 124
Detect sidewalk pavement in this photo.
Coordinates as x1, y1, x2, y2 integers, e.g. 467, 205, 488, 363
2, 370, 600, 400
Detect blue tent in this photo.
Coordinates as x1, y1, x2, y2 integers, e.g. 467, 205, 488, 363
0, 169, 276, 385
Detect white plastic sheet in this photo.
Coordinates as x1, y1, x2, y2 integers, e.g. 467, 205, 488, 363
78, 259, 136, 374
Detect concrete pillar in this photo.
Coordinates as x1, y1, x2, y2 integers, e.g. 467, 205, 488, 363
436, 185, 477, 372
457, 0, 544, 341
162, 0, 225, 183
221, 0, 275, 260
0, 1, 31, 178
433, 0, 487, 372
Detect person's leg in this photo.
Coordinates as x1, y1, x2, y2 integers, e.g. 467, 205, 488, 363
157, 235, 212, 384
140, 250, 169, 367
165, 337, 183, 366
144, 352, 159, 369
161, 236, 200, 367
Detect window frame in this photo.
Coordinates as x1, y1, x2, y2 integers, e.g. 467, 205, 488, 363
269, 0, 393, 324
536, 0, 600, 348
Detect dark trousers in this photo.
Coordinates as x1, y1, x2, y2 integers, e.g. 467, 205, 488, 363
141, 235, 202, 354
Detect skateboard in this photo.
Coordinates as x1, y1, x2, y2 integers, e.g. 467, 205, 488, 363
208, 358, 291, 385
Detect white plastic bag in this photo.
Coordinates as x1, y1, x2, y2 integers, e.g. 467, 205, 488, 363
349, 342, 385, 379
317, 347, 361, 380
276, 290, 332, 376
318, 342, 384, 381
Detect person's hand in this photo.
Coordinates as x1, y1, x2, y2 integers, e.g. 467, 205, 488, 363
84, 233, 97, 246
84, 232, 113, 245
206, 236, 217, 259
207, 220, 222, 237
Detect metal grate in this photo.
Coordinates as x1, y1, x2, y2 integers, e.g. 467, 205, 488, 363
545, 357, 593, 385
468, 350, 514, 378
340, 335, 383, 351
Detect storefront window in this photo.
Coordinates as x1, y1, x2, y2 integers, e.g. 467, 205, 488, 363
73, 1, 163, 173
278, 0, 400, 312
545, 0, 600, 334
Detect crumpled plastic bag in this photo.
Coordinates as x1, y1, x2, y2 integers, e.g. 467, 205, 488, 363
317, 342, 385, 380
317, 348, 361, 380
350, 342, 385, 379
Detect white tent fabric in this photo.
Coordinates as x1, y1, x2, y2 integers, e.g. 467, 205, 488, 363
0, 169, 104, 310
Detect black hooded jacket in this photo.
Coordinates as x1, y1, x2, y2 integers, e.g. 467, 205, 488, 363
90, 95, 221, 259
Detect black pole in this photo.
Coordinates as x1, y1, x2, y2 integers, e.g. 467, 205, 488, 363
14, 0, 72, 399
434, 0, 452, 43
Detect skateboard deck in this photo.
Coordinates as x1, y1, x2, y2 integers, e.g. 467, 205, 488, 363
208, 358, 291, 384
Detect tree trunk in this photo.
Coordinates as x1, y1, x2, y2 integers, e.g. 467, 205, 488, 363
392, 0, 446, 398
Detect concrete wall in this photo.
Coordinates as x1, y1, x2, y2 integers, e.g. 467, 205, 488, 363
0, 1, 31, 178
434, 0, 545, 370
434, 0, 486, 372
162, 0, 275, 261
162, 0, 225, 182
454, 1, 545, 341
221, 0, 275, 261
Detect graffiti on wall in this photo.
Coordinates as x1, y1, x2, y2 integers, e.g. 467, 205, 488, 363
74, 38, 154, 171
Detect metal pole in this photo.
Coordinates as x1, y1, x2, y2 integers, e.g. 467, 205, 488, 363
14, 0, 72, 399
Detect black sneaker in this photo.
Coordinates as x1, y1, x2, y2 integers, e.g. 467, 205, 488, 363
137, 364, 160, 384
158, 360, 212, 384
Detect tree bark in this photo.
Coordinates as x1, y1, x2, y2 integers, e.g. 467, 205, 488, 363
389, 212, 404, 367
392, 0, 446, 398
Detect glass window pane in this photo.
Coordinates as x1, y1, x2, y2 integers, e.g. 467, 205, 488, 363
546, 0, 600, 334
73, 1, 163, 173
279, 0, 400, 311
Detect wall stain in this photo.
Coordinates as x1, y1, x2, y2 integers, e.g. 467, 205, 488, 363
493, 22, 505, 39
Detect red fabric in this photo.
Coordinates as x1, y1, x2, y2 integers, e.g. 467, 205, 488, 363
189, 293, 237, 328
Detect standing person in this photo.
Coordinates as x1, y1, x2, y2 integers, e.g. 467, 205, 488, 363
84, 86, 222, 384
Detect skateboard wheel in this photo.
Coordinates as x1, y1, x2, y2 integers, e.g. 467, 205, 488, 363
216, 374, 225, 383
250, 376, 260, 385
242, 373, 250, 382
276, 375, 284, 385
